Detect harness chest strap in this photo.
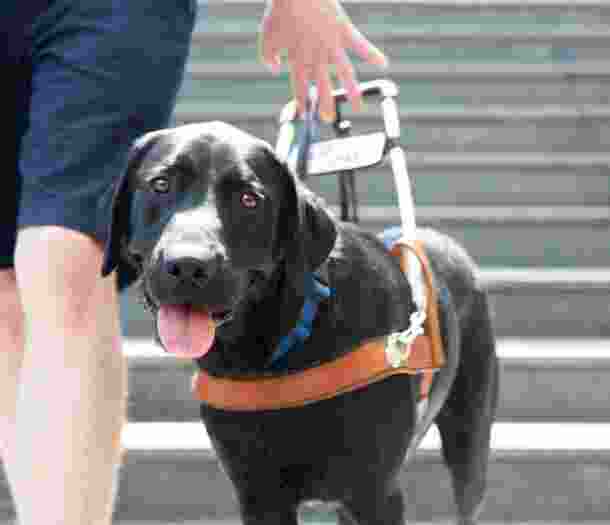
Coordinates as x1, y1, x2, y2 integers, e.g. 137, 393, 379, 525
193, 335, 436, 411
193, 240, 445, 411
390, 239, 446, 374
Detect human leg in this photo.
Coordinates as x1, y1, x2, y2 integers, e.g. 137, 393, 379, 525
9, 228, 126, 525
0, 8, 29, 482
1, 1, 196, 523
0, 270, 24, 462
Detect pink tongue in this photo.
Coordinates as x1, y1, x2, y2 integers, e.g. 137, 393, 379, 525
157, 305, 216, 359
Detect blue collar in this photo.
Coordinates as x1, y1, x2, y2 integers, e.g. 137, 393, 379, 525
269, 273, 332, 368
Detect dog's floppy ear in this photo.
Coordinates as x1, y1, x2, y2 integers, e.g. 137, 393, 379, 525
100, 134, 155, 287
298, 184, 337, 271
263, 146, 337, 275
100, 167, 131, 278
254, 145, 337, 340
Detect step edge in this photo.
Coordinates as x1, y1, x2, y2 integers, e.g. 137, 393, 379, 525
341, 204, 610, 223
377, 152, 610, 168
207, 0, 610, 8
192, 31, 610, 43
174, 104, 610, 121
125, 336, 610, 363
186, 62, 610, 78
121, 421, 610, 455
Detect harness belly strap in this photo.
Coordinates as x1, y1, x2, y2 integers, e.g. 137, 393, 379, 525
192, 239, 445, 411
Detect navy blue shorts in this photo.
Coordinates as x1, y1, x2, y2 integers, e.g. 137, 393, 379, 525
2, 0, 197, 268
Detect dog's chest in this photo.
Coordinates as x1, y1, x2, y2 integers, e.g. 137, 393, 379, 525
200, 373, 416, 497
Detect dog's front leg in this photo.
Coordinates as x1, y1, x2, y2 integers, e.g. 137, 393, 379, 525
239, 506, 299, 525
338, 485, 406, 525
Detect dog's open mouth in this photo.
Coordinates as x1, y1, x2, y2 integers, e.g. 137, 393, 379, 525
157, 304, 226, 359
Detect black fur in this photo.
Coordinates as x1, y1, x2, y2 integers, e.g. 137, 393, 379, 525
102, 121, 499, 525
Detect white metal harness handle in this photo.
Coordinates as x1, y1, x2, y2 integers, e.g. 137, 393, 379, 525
275, 79, 427, 316
275, 81, 434, 418
377, 82, 427, 317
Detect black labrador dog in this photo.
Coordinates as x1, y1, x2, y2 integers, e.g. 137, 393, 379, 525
102, 121, 499, 525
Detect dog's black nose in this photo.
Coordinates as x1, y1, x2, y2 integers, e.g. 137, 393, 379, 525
162, 255, 217, 287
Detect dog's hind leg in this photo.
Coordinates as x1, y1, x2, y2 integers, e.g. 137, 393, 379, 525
338, 484, 405, 525
435, 291, 499, 525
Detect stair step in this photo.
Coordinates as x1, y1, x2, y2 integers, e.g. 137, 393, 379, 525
0, 422, 602, 522
172, 105, 610, 154
115, 421, 610, 522
185, 62, 610, 76
195, 30, 610, 45
498, 338, 610, 422
120, 268, 610, 339
0, 513, 583, 525
362, 205, 610, 267
3, 422, 610, 521
484, 267, 610, 336
304, 152, 610, 209
6, 521, 608, 525
189, 31, 610, 65
179, 62, 610, 106
309, 163, 610, 207
125, 337, 610, 423
118, 421, 610, 452
201, 0, 610, 34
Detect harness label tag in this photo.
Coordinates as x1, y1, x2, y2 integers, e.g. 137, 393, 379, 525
307, 132, 386, 175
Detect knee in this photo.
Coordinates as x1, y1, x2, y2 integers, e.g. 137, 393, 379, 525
0, 270, 22, 316
14, 226, 118, 327
0, 269, 24, 349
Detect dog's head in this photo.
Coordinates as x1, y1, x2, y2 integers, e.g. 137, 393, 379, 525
102, 121, 336, 364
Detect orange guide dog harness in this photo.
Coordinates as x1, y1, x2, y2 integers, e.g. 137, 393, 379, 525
193, 240, 446, 411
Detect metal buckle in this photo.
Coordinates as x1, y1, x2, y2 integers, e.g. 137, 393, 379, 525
385, 311, 426, 368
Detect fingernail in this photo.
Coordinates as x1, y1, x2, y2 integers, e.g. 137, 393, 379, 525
376, 51, 389, 69
367, 45, 389, 69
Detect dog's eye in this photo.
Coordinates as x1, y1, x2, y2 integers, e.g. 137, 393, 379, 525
149, 176, 170, 194
240, 191, 259, 209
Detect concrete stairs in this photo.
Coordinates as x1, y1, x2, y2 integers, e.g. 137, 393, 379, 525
3, 1, 607, 523
107, 1, 610, 521
109, 420, 610, 523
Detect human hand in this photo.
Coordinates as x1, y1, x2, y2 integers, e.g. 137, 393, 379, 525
258, 0, 388, 122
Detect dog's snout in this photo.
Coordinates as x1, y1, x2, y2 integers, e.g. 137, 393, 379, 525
160, 251, 220, 288
165, 257, 210, 283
